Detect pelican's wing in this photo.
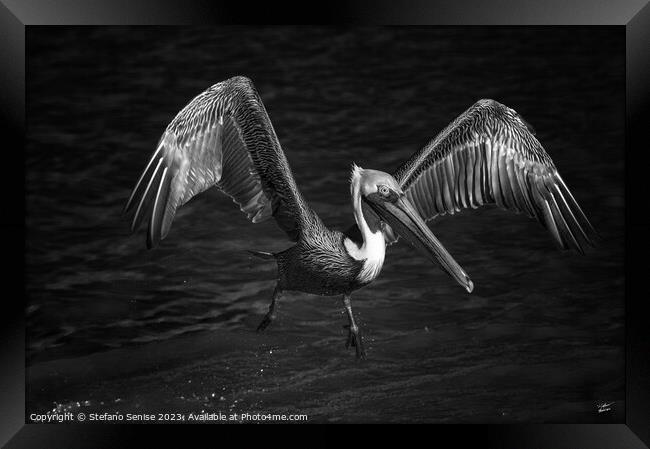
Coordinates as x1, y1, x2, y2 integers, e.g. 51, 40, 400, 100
123, 76, 317, 248
389, 99, 597, 253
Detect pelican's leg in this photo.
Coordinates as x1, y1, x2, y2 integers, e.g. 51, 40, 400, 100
257, 284, 282, 332
343, 293, 366, 359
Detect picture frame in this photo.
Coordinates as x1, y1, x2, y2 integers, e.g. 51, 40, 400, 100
2, 0, 648, 447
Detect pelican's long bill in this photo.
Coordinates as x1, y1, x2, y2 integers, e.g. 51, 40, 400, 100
364, 193, 474, 293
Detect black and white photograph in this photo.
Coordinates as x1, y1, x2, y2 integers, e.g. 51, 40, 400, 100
23, 25, 628, 424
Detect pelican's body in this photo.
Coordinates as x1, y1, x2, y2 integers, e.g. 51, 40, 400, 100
276, 166, 393, 296
124, 76, 596, 358
275, 224, 373, 297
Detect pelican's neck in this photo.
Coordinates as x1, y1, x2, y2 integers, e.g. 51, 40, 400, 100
344, 170, 386, 283
351, 181, 372, 241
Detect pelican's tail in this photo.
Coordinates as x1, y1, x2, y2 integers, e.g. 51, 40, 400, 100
247, 250, 276, 260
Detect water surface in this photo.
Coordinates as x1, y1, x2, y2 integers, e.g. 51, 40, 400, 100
26, 27, 625, 422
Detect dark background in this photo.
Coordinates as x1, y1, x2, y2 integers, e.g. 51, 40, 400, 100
25, 26, 624, 423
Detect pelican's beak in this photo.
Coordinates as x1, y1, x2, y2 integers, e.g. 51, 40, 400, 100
364, 194, 474, 293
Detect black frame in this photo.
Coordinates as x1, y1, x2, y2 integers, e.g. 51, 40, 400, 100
2, 0, 649, 447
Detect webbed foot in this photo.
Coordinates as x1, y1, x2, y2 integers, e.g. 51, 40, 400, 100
343, 324, 366, 359
256, 285, 281, 332
257, 313, 274, 332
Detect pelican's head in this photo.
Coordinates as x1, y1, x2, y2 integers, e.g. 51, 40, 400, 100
350, 163, 474, 294
350, 163, 403, 199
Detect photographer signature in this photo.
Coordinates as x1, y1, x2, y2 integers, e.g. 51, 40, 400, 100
596, 401, 614, 414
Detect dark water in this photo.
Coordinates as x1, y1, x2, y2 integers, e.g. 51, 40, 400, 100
26, 27, 625, 422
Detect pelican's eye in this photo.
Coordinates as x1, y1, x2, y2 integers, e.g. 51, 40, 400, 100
378, 185, 390, 197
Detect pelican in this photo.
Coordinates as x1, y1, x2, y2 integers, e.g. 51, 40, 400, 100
123, 76, 597, 358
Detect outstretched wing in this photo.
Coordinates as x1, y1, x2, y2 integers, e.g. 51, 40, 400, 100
388, 99, 597, 253
123, 76, 318, 248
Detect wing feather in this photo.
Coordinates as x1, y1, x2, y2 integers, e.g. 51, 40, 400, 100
124, 76, 318, 248
433, 166, 445, 212
149, 166, 171, 248
131, 156, 164, 233
391, 99, 596, 252
473, 144, 484, 206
